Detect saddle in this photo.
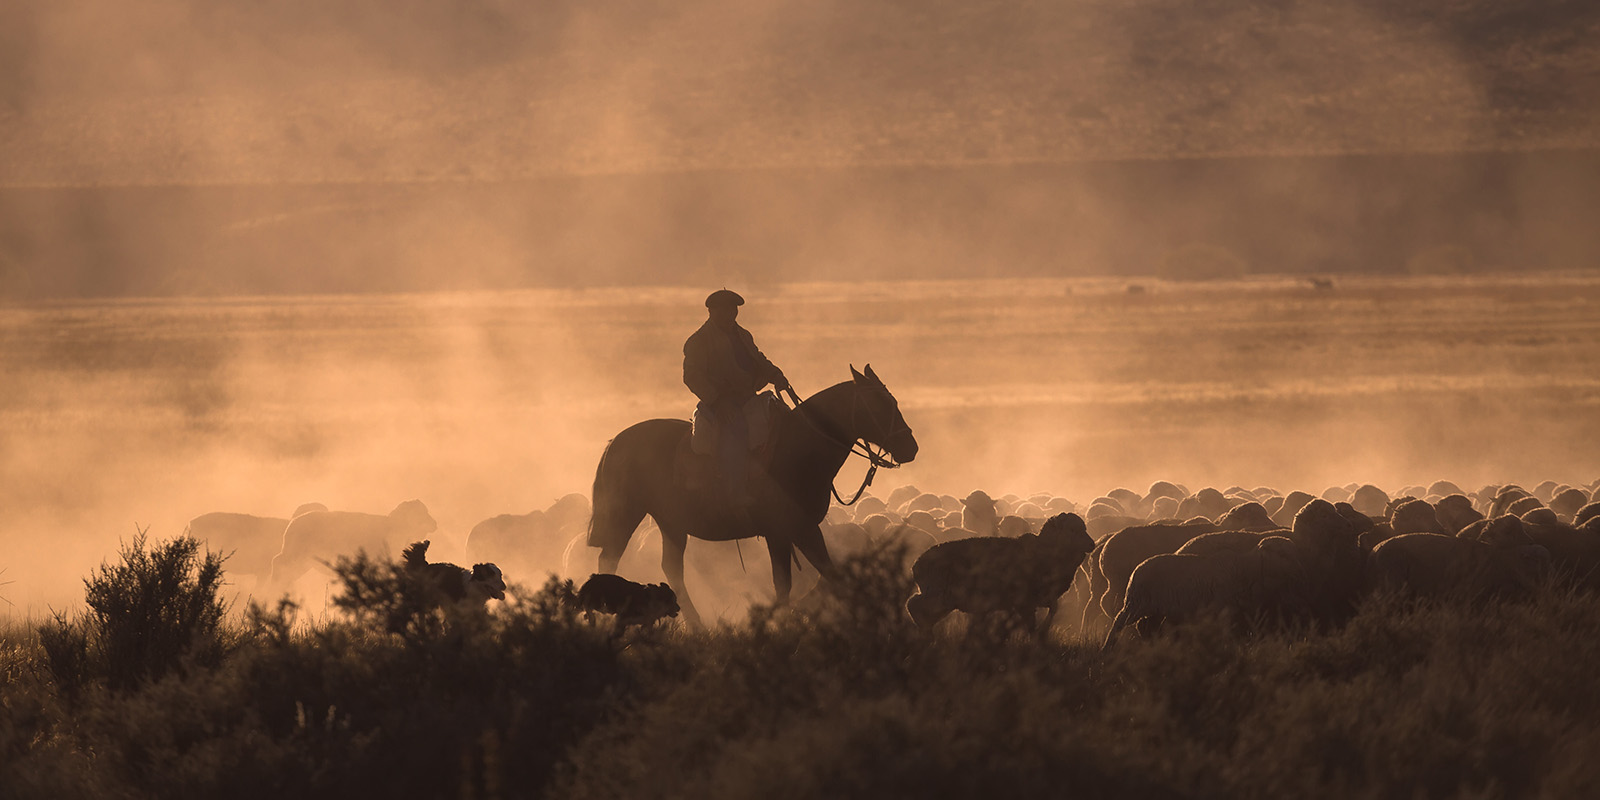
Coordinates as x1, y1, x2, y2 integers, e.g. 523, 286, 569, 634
675, 393, 788, 505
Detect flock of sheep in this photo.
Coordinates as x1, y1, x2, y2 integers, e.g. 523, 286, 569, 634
185, 476, 1600, 642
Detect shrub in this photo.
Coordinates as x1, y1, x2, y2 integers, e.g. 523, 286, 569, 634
39, 532, 229, 695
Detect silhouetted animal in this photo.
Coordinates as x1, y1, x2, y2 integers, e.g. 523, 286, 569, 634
1373, 519, 1550, 601
1085, 520, 1219, 625
906, 513, 1095, 632
960, 490, 1000, 536
401, 540, 506, 604
573, 573, 680, 628
269, 500, 437, 591
1103, 536, 1311, 648
187, 502, 325, 586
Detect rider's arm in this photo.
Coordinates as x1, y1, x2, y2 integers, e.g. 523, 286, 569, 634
744, 332, 787, 390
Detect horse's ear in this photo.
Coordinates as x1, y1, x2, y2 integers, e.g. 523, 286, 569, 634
850, 364, 865, 383
864, 364, 881, 384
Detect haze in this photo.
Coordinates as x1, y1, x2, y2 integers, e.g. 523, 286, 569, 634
1, 0, 1597, 615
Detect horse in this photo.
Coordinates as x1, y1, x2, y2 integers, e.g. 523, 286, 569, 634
586, 364, 919, 627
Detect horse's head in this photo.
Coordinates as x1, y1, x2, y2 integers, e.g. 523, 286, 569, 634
851, 364, 918, 464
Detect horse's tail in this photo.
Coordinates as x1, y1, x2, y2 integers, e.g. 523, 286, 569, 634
587, 435, 644, 556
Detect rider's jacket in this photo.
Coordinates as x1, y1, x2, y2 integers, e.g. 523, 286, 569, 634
682, 320, 782, 409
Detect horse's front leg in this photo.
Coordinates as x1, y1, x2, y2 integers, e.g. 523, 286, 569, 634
659, 529, 704, 629
793, 523, 840, 583
764, 535, 794, 604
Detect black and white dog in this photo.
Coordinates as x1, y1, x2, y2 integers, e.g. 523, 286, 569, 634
401, 540, 507, 604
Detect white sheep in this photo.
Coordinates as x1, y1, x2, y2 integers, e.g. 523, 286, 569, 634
268, 500, 438, 592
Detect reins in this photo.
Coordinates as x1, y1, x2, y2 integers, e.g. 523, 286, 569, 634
781, 385, 903, 506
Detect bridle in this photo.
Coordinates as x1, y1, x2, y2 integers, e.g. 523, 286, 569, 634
783, 383, 907, 506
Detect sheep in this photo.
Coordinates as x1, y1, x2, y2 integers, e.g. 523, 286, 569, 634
905, 512, 1095, 634
1550, 488, 1592, 523
860, 513, 896, 540
880, 523, 940, 564
1507, 496, 1546, 517
1390, 498, 1446, 535
1490, 487, 1531, 518
1216, 501, 1279, 532
1107, 488, 1145, 517
1428, 480, 1466, 498
401, 540, 506, 604
822, 521, 873, 560
187, 502, 326, 586
1045, 497, 1078, 515
1086, 501, 1125, 521
1533, 480, 1562, 504
1515, 520, 1600, 588
1149, 496, 1181, 521
465, 510, 557, 579
1103, 536, 1310, 648
1434, 494, 1485, 535
1176, 488, 1231, 522
960, 490, 1000, 536
1523, 508, 1560, 526
572, 573, 680, 628
1349, 484, 1391, 519
1372, 520, 1550, 601
1143, 481, 1186, 506
1270, 491, 1315, 528
997, 515, 1034, 538
904, 510, 942, 537
887, 485, 922, 513
268, 500, 438, 591
1087, 519, 1219, 624
851, 496, 890, 520
1578, 502, 1600, 528
907, 493, 944, 514
1171, 499, 1364, 622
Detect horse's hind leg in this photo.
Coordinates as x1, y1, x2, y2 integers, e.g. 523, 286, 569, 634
593, 508, 648, 575
658, 529, 704, 629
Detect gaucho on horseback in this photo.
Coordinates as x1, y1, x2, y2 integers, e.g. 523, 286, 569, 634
586, 289, 918, 626
683, 289, 790, 512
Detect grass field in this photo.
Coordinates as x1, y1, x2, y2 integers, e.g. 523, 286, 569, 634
3, 273, 1599, 613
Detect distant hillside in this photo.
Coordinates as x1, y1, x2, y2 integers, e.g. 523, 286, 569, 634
2, 0, 1597, 186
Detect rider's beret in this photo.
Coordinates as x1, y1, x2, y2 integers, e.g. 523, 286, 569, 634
705, 289, 745, 308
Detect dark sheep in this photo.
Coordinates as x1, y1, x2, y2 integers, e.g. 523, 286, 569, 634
1435, 494, 1485, 535
1270, 491, 1315, 528
1507, 496, 1546, 517
1371, 528, 1550, 601
1428, 480, 1465, 497
1550, 488, 1592, 522
1350, 484, 1391, 519
1103, 537, 1311, 647
1088, 520, 1219, 624
906, 513, 1096, 632
1390, 498, 1446, 535
1216, 501, 1279, 532
1577, 502, 1600, 528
